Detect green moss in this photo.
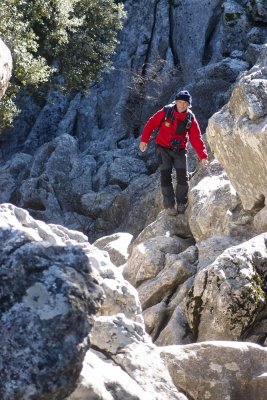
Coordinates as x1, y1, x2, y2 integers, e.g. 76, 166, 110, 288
252, 272, 265, 304
225, 12, 242, 23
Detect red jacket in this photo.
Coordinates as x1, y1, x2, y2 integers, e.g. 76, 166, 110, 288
141, 106, 208, 159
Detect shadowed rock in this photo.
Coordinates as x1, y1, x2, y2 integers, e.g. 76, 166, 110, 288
0, 204, 103, 400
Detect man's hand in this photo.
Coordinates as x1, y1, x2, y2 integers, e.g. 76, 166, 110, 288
200, 158, 209, 167
139, 141, 148, 152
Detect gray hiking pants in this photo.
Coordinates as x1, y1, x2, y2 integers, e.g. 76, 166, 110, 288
156, 145, 189, 208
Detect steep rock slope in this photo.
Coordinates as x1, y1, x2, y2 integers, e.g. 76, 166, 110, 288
123, 44, 267, 348
0, 8, 267, 399
0, 0, 266, 241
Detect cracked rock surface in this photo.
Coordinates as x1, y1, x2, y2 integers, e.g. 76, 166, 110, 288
0, 204, 103, 400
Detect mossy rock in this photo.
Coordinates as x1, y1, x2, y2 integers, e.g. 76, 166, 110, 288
225, 12, 242, 25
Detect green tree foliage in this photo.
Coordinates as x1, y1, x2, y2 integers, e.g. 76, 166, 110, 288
0, 0, 126, 128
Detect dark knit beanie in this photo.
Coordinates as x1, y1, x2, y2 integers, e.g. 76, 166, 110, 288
175, 90, 192, 105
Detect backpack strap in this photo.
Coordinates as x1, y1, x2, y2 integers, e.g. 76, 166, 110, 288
186, 110, 193, 130
160, 102, 176, 127
176, 110, 193, 135
159, 104, 194, 134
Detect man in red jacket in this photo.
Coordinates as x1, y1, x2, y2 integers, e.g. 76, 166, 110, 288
139, 90, 208, 215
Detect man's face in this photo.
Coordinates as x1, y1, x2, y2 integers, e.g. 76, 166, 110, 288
176, 100, 189, 113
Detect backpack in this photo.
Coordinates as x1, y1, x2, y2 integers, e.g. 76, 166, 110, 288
160, 102, 193, 135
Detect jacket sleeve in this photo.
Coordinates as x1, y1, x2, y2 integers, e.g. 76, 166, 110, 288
140, 108, 165, 143
188, 117, 208, 159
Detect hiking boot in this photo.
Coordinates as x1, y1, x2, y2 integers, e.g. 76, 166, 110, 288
165, 207, 177, 216
177, 203, 187, 214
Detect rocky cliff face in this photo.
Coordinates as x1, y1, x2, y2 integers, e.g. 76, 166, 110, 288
0, 0, 266, 242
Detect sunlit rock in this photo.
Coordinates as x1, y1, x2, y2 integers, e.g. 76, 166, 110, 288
185, 234, 267, 341
161, 341, 267, 400
0, 38, 12, 98
207, 46, 267, 219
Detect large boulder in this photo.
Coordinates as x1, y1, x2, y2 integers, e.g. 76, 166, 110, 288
137, 246, 196, 311
131, 208, 192, 250
0, 204, 103, 399
188, 159, 259, 244
188, 160, 242, 242
0, 38, 12, 98
185, 234, 267, 342
67, 349, 151, 400
82, 314, 188, 400
207, 46, 267, 233
123, 235, 193, 288
161, 341, 267, 400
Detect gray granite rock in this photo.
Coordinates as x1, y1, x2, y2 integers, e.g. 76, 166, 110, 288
0, 204, 103, 400
207, 46, 267, 224
188, 160, 247, 242
88, 314, 188, 400
93, 232, 133, 267
185, 234, 267, 342
161, 341, 267, 400
247, 0, 267, 23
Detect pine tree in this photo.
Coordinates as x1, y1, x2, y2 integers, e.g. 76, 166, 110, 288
0, 0, 126, 128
